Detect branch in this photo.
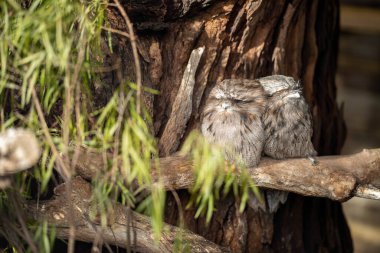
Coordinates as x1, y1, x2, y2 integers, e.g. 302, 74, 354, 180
354, 184, 380, 200
113, 0, 143, 114
26, 177, 229, 253
73, 147, 380, 201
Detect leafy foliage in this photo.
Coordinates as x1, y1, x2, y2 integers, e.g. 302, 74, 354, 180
181, 131, 262, 222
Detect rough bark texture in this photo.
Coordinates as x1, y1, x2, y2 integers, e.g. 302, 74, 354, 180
27, 177, 229, 253
73, 147, 380, 201
104, 0, 351, 252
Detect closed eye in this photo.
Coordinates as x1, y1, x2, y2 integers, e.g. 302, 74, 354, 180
230, 98, 241, 104
232, 99, 253, 104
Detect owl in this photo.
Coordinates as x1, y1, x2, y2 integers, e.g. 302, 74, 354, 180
201, 79, 267, 167
258, 75, 317, 161
257, 75, 318, 212
201, 76, 317, 213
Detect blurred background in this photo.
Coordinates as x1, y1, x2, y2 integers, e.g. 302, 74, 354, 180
338, 1, 380, 252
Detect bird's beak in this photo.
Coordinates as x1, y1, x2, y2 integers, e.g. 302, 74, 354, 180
286, 92, 301, 98
221, 102, 231, 109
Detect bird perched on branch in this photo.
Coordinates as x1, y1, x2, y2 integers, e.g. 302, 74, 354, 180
201, 79, 267, 167
201, 75, 317, 213
257, 75, 317, 212
258, 75, 317, 163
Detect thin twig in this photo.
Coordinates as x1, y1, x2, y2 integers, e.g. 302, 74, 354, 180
91, 61, 121, 73
169, 188, 185, 235
113, 0, 142, 115
31, 88, 70, 180
104, 4, 143, 248
62, 76, 72, 157
67, 33, 87, 253
102, 26, 130, 38
73, 40, 86, 149
9, 191, 38, 253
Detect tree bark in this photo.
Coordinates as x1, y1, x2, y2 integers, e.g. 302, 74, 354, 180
105, 0, 351, 252
72, 147, 380, 201
27, 177, 229, 253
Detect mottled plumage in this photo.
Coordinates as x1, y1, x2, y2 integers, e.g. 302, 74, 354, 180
201, 76, 317, 213
258, 75, 317, 160
257, 75, 317, 213
201, 79, 267, 167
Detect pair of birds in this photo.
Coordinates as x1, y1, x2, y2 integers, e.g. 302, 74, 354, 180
201, 75, 317, 212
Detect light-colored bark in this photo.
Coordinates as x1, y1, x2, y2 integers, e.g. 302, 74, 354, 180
73, 147, 380, 201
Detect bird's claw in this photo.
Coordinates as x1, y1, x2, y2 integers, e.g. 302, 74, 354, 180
308, 156, 318, 166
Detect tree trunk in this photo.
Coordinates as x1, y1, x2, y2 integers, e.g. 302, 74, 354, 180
105, 0, 351, 252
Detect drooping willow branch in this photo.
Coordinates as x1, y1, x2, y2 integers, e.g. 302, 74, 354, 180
74, 147, 380, 201
26, 177, 229, 253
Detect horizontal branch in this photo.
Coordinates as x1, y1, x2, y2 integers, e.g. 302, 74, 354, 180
354, 184, 380, 200
73, 147, 380, 201
27, 177, 229, 253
